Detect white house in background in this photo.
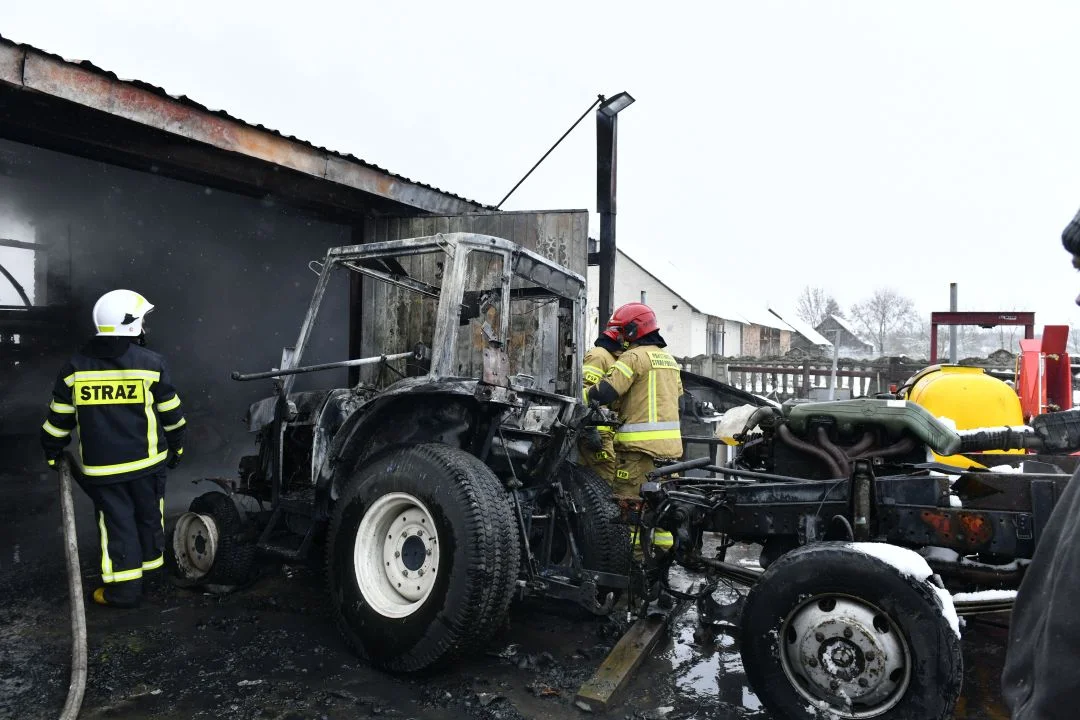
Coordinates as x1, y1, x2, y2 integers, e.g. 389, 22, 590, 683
586, 249, 745, 357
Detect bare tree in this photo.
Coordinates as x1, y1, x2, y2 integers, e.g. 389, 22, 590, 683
850, 288, 919, 356
796, 286, 842, 328
825, 296, 843, 319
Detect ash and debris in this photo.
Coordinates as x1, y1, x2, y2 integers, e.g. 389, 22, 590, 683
0, 475, 1018, 720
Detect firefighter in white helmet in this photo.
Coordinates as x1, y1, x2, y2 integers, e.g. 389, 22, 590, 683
41, 289, 186, 608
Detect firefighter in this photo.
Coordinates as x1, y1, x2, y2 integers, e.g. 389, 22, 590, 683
578, 328, 625, 482
1002, 208, 1080, 717
586, 302, 684, 498
41, 289, 186, 608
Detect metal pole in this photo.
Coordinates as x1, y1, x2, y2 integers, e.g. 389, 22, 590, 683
232, 350, 417, 381
597, 110, 617, 330
949, 283, 958, 364
829, 330, 840, 400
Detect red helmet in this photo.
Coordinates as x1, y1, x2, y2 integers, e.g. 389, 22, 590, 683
601, 327, 621, 343
606, 302, 658, 343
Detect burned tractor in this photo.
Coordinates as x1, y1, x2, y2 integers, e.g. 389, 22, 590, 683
170, 233, 628, 671
635, 397, 1080, 720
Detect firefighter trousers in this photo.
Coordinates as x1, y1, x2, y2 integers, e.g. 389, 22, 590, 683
78, 467, 167, 603
579, 430, 617, 484
612, 449, 679, 499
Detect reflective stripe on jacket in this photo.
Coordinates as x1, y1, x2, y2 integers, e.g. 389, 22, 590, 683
41, 340, 186, 483
599, 344, 683, 459
582, 345, 620, 431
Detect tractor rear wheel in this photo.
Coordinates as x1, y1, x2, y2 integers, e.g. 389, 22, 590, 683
326, 443, 520, 672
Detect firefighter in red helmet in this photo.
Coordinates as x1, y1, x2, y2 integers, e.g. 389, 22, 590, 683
586, 302, 683, 499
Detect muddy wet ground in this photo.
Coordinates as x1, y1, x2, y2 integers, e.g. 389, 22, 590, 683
2, 466, 1013, 720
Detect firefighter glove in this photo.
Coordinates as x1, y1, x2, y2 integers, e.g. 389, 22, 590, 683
580, 426, 603, 452
166, 447, 184, 469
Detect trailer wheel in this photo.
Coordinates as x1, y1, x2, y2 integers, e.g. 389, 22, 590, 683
740, 542, 962, 720
170, 491, 254, 588
326, 443, 520, 672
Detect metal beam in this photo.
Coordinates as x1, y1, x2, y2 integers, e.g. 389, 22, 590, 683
930, 311, 1036, 327
929, 311, 1036, 363
0, 40, 484, 216
0, 238, 41, 251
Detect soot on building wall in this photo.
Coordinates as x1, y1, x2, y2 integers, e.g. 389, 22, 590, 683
0, 137, 351, 476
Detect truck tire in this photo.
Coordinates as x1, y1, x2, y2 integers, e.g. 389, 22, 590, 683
740, 542, 962, 720
170, 491, 255, 588
326, 443, 521, 672
563, 464, 630, 579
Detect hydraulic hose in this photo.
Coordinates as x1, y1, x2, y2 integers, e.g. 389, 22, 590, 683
58, 456, 87, 720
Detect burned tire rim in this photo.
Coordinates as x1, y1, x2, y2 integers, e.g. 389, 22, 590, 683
779, 593, 912, 718
172, 511, 219, 581
354, 491, 441, 619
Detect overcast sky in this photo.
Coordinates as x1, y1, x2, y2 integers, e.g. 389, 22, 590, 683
5, 1, 1080, 328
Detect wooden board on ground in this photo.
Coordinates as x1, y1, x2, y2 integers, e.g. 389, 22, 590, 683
574, 613, 670, 713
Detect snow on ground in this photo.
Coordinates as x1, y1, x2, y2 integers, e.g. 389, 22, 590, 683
952, 589, 1018, 603
848, 542, 961, 638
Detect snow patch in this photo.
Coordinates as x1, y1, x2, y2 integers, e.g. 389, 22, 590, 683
989, 463, 1025, 473
847, 542, 961, 638
920, 546, 960, 563
847, 542, 932, 582
932, 585, 962, 638
952, 589, 1018, 603
949, 494, 963, 508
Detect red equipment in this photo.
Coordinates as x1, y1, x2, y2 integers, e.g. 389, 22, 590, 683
1017, 325, 1073, 422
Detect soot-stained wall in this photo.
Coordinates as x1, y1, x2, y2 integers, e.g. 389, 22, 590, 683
0, 138, 353, 476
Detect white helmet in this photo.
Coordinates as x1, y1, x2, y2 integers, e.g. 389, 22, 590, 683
92, 289, 154, 337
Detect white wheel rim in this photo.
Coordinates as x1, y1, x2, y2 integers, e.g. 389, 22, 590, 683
173, 511, 219, 580
354, 492, 441, 619
779, 594, 912, 719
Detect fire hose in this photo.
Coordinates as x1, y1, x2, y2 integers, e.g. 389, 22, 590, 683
58, 455, 87, 720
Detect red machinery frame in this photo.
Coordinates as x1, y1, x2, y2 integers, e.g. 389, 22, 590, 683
929, 311, 1035, 363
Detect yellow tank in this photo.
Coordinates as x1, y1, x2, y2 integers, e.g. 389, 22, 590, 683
901, 365, 1024, 469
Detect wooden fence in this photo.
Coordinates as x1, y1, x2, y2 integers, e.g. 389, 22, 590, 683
680, 356, 1017, 402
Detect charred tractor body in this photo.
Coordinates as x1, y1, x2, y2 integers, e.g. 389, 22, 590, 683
637, 395, 1080, 719
171, 233, 628, 671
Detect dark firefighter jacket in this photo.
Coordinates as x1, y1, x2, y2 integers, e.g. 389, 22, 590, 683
1001, 463, 1080, 718
41, 337, 186, 484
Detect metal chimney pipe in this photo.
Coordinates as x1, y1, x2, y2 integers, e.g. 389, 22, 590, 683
949, 283, 958, 364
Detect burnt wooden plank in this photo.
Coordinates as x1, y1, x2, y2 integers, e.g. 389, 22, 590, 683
574, 614, 669, 712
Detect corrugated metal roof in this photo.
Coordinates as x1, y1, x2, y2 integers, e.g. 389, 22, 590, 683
0, 33, 492, 211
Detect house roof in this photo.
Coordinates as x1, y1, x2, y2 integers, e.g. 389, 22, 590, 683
735, 307, 789, 330
825, 314, 873, 346
768, 308, 833, 346
0, 34, 489, 216
618, 247, 745, 322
